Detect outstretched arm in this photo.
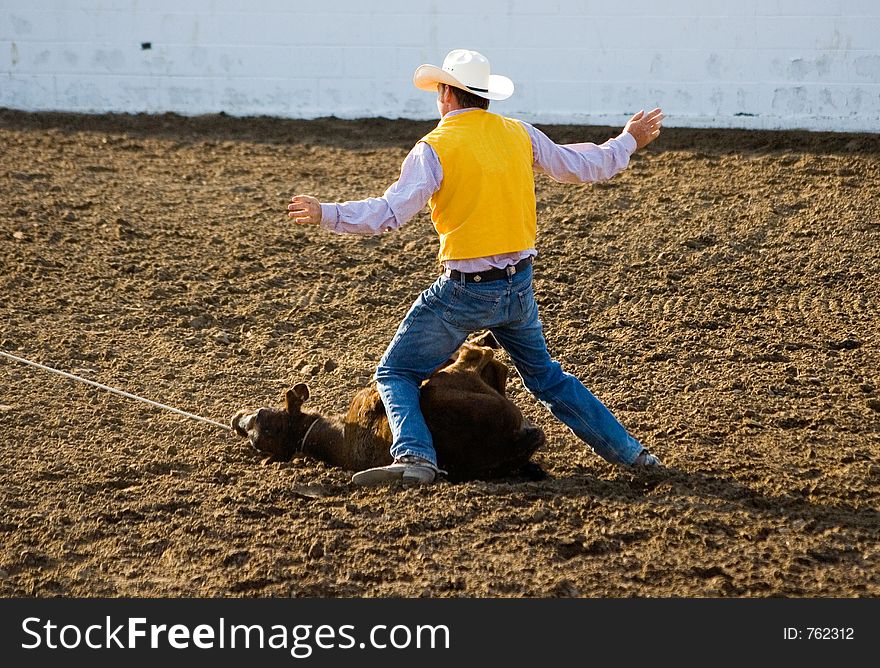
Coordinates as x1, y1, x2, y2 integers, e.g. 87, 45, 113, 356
286, 142, 442, 235
526, 107, 664, 184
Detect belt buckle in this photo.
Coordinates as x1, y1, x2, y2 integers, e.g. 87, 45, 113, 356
506, 265, 516, 277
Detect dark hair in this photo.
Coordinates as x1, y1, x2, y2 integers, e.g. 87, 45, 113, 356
443, 84, 490, 110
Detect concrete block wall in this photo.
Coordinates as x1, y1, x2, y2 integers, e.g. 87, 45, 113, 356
2, 0, 878, 131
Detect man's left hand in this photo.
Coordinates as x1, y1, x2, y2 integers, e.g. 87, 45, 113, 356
624, 108, 664, 150
287, 195, 322, 225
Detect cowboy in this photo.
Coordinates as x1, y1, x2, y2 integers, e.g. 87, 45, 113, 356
288, 49, 664, 485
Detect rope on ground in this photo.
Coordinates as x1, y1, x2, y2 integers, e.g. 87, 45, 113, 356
0, 349, 231, 431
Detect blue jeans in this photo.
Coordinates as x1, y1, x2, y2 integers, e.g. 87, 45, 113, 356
374, 265, 644, 467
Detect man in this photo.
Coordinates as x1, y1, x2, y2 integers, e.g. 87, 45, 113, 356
288, 49, 664, 486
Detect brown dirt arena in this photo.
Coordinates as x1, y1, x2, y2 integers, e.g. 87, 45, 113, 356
1, 109, 878, 597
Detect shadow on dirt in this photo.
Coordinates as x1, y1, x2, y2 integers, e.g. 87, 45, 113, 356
3, 107, 879, 156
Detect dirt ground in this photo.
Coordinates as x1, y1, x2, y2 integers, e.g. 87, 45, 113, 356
1, 108, 878, 598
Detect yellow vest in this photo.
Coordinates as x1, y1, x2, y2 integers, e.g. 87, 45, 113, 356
421, 110, 536, 261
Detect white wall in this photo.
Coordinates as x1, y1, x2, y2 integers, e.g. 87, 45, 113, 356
2, 0, 879, 131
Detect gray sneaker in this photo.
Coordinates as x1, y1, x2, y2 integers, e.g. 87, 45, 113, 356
631, 449, 662, 468
351, 455, 440, 486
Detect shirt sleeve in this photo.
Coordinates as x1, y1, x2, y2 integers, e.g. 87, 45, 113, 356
522, 121, 637, 184
319, 142, 442, 235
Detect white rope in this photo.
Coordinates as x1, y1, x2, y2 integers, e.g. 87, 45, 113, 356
300, 417, 320, 453
0, 349, 230, 431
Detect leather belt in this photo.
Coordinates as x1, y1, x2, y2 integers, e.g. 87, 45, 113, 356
444, 256, 532, 284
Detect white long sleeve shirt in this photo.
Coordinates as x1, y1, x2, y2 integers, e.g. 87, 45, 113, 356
319, 108, 637, 272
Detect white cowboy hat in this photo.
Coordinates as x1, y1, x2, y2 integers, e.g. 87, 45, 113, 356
413, 49, 514, 101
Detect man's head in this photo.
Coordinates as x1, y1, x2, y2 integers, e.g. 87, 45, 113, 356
436, 83, 490, 116
414, 49, 514, 111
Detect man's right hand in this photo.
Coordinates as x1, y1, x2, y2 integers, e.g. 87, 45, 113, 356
287, 195, 322, 225
624, 108, 664, 150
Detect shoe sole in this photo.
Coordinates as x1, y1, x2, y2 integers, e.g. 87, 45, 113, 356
351, 465, 435, 487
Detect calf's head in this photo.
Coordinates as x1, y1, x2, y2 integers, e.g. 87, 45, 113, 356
231, 383, 314, 464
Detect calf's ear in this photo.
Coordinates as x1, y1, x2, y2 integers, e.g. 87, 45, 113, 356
472, 330, 499, 349
285, 383, 310, 411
